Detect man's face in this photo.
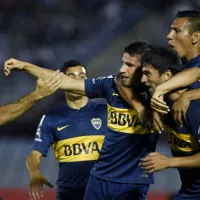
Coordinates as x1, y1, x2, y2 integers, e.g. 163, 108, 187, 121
119, 53, 142, 87
65, 66, 87, 98
141, 64, 167, 95
167, 18, 193, 59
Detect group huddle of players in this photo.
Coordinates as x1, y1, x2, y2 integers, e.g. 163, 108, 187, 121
1, 9, 200, 200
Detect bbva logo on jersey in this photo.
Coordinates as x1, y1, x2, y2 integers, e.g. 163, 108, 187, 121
91, 118, 102, 130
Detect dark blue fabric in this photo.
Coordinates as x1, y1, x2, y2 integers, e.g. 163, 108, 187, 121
84, 175, 148, 200
85, 76, 158, 184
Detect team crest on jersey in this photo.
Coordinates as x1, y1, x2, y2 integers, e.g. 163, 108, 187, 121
91, 118, 102, 130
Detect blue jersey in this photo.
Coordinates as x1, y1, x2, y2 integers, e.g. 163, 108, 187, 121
164, 100, 200, 198
85, 76, 158, 184
182, 54, 200, 89
33, 101, 107, 188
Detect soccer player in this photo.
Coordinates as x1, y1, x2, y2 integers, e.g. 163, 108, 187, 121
26, 60, 107, 200
4, 41, 158, 200
151, 10, 200, 126
137, 47, 200, 200
0, 70, 63, 126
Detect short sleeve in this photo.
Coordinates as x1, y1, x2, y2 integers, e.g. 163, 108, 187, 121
32, 115, 54, 157
84, 76, 114, 99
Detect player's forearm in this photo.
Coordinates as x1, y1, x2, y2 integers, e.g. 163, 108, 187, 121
23, 62, 54, 78
0, 90, 41, 125
156, 67, 200, 95
60, 75, 86, 95
182, 88, 200, 101
24, 62, 86, 95
26, 153, 41, 174
169, 153, 200, 168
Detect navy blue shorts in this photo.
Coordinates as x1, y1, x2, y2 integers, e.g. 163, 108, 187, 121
57, 186, 85, 200
84, 175, 149, 200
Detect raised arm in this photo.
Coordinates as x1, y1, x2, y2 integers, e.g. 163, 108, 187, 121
151, 67, 200, 126
154, 67, 200, 96
0, 71, 62, 125
151, 67, 200, 111
4, 58, 86, 95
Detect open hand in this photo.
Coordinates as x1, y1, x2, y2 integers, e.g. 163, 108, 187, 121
29, 171, 54, 199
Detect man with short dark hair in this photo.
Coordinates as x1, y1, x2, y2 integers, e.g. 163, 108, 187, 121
26, 60, 107, 200
134, 47, 200, 200
151, 10, 200, 126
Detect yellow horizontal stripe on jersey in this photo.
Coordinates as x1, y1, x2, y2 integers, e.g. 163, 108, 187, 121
52, 135, 104, 162
107, 103, 153, 134
165, 126, 200, 152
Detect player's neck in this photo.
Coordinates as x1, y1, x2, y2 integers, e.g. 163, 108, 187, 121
184, 47, 200, 62
167, 88, 187, 101
66, 96, 88, 110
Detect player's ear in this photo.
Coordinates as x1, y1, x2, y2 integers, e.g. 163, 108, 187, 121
192, 31, 200, 44
164, 70, 173, 82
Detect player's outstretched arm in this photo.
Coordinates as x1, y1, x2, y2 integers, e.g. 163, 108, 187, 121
4, 58, 50, 78
4, 58, 86, 95
0, 70, 62, 125
151, 67, 200, 111
26, 150, 54, 199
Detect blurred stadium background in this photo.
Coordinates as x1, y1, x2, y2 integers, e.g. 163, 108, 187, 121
0, 0, 199, 199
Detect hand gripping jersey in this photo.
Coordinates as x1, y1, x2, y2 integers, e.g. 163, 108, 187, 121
85, 76, 158, 184
164, 100, 200, 198
33, 101, 107, 188
182, 54, 200, 89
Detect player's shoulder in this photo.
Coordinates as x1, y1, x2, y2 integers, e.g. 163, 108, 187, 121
92, 74, 115, 84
